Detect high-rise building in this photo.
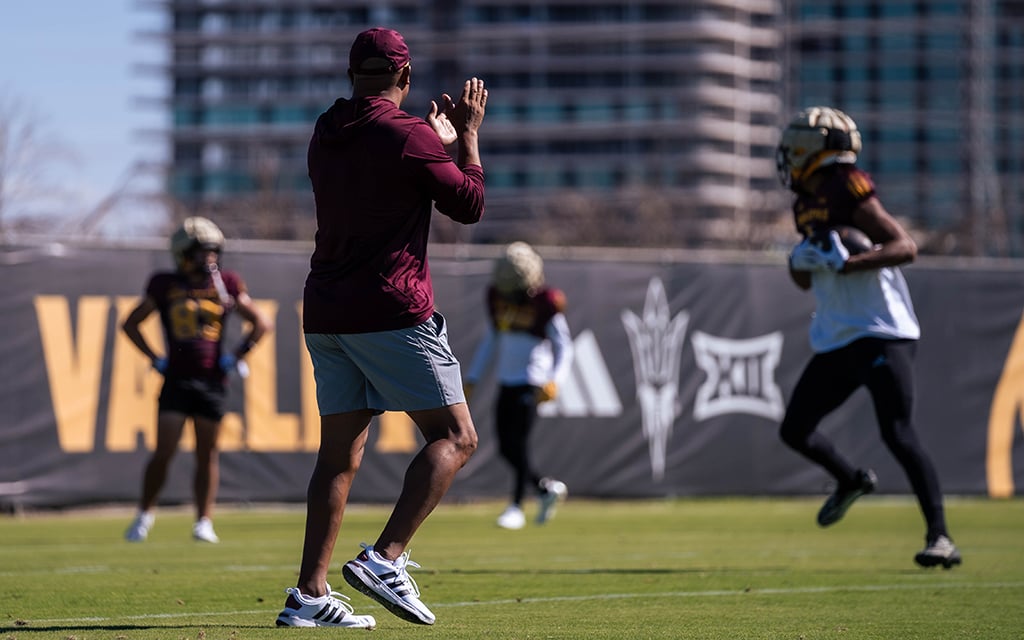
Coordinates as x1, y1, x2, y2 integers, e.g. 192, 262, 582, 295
781, 0, 1024, 256
150, 1, 783, 246
447, 1, 783, 246
150, 1, 1022, 255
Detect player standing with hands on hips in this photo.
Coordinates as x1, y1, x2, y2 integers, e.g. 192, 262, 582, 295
464, 242, 573, 530
275, 27, 487, 629
777, 106, 960, 569
122, 216, 272, 544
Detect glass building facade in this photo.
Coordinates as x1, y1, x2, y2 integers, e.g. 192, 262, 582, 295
155, 0, 782, 246
152, 0, 1024, 254
782, 0, 1024, 256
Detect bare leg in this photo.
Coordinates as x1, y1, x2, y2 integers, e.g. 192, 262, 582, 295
139, 411, 187, 511
192, 415, 222, 521
373, 402, 477, 561
295, 409, 373, 597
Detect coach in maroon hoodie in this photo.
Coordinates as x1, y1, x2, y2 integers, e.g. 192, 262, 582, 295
277, 28, 487, 629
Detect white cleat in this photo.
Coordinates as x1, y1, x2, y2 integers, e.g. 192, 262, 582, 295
537, 478, 568, 525
497, 505, 526, 530
192, 517, 220, 543
124, 512, 155, 542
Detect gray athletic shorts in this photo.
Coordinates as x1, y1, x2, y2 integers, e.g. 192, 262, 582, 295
305, 311, 466, 415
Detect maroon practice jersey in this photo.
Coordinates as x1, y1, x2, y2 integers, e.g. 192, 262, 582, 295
145, 270, 245, 381
792, 164, 876, 238
486, 286, 567, 339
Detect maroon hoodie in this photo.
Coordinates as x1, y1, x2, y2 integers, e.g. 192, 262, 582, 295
303, 96, 485, 334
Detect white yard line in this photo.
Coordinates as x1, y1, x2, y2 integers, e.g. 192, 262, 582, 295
23, 581, 1024, 625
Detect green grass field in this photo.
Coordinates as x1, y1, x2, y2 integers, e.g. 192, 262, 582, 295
2, 497, 1022, 639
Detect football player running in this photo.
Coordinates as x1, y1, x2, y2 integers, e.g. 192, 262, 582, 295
122, 217, 272, 544
464, 242, 573, 530
776, 107, 960, 568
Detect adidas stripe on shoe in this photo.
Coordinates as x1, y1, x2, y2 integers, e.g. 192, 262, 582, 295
343, 543, 435, 625
275, 583, 376, 629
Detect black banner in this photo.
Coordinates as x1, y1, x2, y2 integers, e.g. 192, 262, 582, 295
2, 242, 1023, 508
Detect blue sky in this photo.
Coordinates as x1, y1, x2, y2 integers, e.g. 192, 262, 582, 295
0, 1, 163, 227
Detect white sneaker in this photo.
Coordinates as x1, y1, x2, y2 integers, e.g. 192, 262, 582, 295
342, 543, 435, 625
537, 478, 568, 524
496, 505, 526, 530
275, 582, 376, 629
125, 512, 154, 542
192, 517, 220, 543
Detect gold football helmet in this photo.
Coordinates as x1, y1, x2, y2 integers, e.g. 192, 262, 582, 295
776, 106, 862, 189
493, 241, 545, 295
170, 216, 224, 270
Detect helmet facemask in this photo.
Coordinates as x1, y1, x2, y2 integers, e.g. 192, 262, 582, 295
776, 107, 862, 189
187, 242, 223, 274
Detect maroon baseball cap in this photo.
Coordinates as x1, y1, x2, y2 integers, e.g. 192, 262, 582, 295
349, 27, 410, 75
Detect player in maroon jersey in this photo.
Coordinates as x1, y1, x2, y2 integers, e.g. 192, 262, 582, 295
465, 242, 573, 530
121, 216, 271, 544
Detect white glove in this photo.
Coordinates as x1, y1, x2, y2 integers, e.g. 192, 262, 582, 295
818, 230, 850, 271
789, 231, 849, 272
789, 238, 829, 272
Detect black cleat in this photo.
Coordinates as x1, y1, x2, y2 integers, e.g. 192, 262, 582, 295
914, 535, 962, 569
817, 469, 877, 527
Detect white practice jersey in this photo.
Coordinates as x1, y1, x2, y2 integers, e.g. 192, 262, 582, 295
466, 313, 573, 387
808, 266, 920, 353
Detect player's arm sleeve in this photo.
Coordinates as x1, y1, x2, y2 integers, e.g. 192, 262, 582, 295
405, 124, 485, 224
430, 163, 484, 224
546, 313, 574, 385
464, 324, 496, 384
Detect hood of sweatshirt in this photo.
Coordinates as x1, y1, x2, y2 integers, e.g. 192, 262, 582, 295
314, 96, 398, 147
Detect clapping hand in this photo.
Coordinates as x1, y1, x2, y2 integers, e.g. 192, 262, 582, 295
450, 77, 487, 136
426, 93, 457, 146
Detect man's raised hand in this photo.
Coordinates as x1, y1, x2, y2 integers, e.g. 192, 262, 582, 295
426, 93, 457, 146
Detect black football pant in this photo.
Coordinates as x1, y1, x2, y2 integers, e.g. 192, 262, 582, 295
496, 384, 543, 505
779, 337, 949, 541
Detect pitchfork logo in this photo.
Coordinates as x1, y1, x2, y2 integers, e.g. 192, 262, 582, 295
622, 277, 787, 481
621, 278, 689, 481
